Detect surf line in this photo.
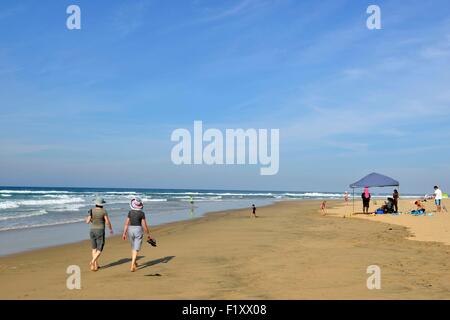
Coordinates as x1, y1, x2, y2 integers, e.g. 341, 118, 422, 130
171, 121, 280, 175
182, 304, 216, 318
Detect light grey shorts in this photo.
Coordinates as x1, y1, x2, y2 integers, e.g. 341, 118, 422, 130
128, 226, 144, 251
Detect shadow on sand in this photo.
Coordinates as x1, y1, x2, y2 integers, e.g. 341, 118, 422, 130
139, 255, 175, 271
101, 256, 144, 269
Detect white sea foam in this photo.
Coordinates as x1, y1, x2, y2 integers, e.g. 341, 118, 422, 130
0, 190, 73, 194
0, 197, 85, 210
1, 194, 12, 197
0, 218, 85, 231
156, 192, 274, 196
104, 191, 138, 195
0, 210, 48, 221
0, 202, 20, 209
51, 203, 86, 212
140, 198, 168, 202
18, 197, 85, 206
284, 192, 343, 198
42, 194, 73, 198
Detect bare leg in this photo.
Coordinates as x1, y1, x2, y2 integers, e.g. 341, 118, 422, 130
91, 250, 102, 271
90, 249, 96, 270
130, 250, 138, 272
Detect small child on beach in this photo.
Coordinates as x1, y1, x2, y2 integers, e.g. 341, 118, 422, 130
320, 201, 327, 216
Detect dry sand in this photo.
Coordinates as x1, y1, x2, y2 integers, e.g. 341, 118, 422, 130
328, 198, 450, 245
1, 200, 450, 300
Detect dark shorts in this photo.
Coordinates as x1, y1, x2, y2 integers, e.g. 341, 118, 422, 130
363, 201, 370, 208
90, 229, 105, 251
435, 199, 441, 206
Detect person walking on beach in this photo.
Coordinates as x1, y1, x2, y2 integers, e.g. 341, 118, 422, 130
393, 189, 399, 213
320, 201, 327, 216
122, 197, 153, 272
85, 196, 113, 272
251, 204, 257, 218
344, 191, 349, 204
434, 186, 443, 213
361, 187, 371, 214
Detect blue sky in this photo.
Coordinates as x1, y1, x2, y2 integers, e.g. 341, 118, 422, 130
0, 0, 449, 193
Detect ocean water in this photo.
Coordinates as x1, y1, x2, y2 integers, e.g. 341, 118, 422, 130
0, 187, 421, 256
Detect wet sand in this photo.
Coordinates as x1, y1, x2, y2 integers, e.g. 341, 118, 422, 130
1, 200, 450, 299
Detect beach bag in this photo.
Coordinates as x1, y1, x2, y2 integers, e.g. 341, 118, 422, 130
375, 209, 384, 214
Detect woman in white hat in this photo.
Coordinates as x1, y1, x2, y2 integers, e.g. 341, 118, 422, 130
122, 197, 153, 272
85, 196, 113, 271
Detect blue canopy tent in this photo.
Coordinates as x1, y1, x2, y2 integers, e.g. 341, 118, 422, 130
349, 172, 400, 214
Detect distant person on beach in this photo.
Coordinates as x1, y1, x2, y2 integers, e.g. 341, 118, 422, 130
122, 198, 153, 272
434, 186, 443, 213
85, 196, 113, 272
344, 191, 349, 204
251, 204, 257, 218
320, 201, 327, 216
393, 189, 399, 213
361, 187, 371, 214
190, 196, 194, 206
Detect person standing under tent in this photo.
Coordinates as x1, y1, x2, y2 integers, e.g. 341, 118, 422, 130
361, 187, 371, 214
393, 189, 400, 213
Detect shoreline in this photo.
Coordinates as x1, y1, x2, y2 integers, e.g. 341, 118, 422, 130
0, 199, 282, 259
1, 200, 450, 299
0, 200, 279, 259
0, 198, 275, 257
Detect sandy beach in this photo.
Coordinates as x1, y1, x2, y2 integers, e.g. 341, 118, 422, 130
328, 198, 450, 245
1, 200, 450, 300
